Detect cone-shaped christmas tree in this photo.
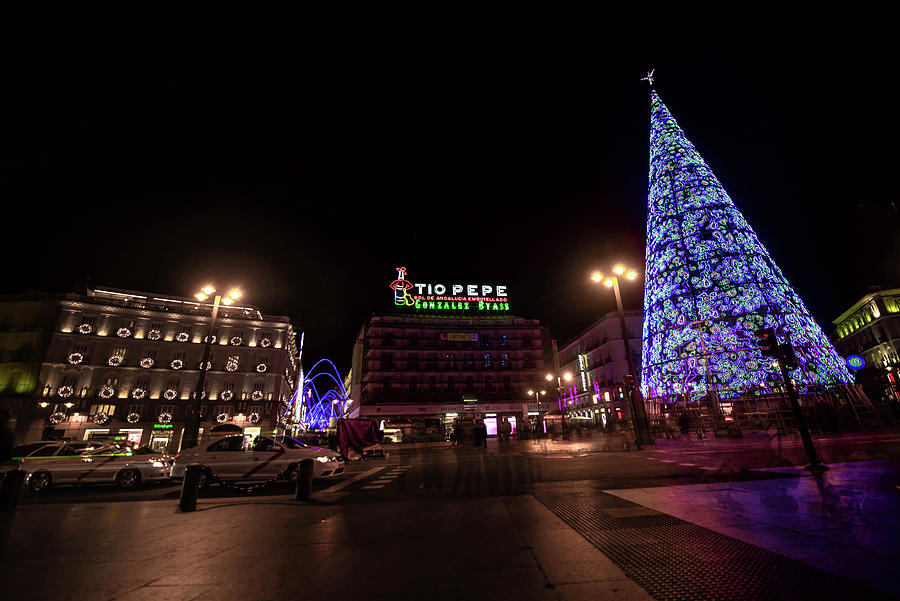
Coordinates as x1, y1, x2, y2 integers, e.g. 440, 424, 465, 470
641, 89, 851, 400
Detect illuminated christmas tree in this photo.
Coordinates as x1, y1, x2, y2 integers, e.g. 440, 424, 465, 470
641, 89, 851, 400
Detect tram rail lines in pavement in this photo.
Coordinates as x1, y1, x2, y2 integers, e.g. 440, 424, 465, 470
534, 490, 894, 601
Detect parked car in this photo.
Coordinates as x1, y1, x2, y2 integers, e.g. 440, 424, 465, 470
4, 441, 172, 493
171, 434, 344, 487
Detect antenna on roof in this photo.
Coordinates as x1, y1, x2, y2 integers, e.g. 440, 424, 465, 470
641, 68, 655, 86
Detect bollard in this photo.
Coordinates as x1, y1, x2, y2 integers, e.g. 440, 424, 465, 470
179, 464, 204, 512
0, 470, 27, 512
294, 459, 314, 502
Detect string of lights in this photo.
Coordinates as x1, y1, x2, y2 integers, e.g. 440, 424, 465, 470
641, 90, 852, 401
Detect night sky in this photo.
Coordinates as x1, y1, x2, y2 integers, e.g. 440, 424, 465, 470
3, 28, 897, 375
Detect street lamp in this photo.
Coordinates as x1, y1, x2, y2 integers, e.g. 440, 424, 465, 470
182, 285, 243, 450
591, 266, 652, 448
546, 372, 573, 435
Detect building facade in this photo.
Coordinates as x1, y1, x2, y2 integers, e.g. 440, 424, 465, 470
557, 311, 643, 428
350, 313, 552, 439
2, 287, 300, 450
832, 287, 900, 404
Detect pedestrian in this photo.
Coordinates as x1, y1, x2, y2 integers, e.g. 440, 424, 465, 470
481, 420, 488, 448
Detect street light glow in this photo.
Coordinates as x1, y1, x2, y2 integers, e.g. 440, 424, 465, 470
222, 297, 233, 305
626, 271, 637, 280
545, 374, 554, 382
591, 272, 604, 283
614, 265, 625, 275
229, 289, 242, 300
604, 279, 614, 287
195, 293, 208, 301
202, 285, 215, 295
563, 372, 573, 381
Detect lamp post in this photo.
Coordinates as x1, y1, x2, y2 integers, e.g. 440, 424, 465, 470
527, 388, 547, 438
181, 285, 242, 450
591, 266, 653, 447
546, 372, 573, 436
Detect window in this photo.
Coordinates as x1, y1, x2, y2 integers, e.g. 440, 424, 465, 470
382, 353, 394, 370
252, 437, 279, 452
500, 353, 510, 368
408, 376, 417, 393
428, 376, 437, 392
482, 353, 492, 369
484, 375, 493, 392
482, 334, 491, 348
501, 335, 509, 347
89, 404, 116, 416
503, 376, 512, 391
447, 376, 456, 392
407, 353, 419, 370
207, 436, 244, 452
445, 353, 455, 370
158, 405, 177, 417
465, 376, 475, 392
383, 376, 392, 393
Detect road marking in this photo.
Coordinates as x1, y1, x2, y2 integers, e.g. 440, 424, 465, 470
319, 466, 385, 493
361, 485, 385, 490
645, 457, 658, 460
678, 463, 696, 467
659, 459, 676, 463
699, 466, 717, 471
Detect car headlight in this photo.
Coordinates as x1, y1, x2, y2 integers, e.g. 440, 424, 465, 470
151, 461, 166, 468
315, 456, 330, 463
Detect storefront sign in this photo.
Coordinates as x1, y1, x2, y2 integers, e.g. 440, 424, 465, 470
441, 332, 478, 341
390, 267, 509, 313
153, 423, 173, 429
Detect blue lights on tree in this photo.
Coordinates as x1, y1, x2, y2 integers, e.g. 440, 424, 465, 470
641, 89, 851, 400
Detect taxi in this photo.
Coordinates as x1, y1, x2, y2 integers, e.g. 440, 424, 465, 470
7, 441, 173, 493
171, 434, 343, 487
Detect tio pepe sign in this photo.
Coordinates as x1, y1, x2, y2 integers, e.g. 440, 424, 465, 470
390, 267, 509, 313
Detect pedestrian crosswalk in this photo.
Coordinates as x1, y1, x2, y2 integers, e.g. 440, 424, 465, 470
359, 465, 412, 490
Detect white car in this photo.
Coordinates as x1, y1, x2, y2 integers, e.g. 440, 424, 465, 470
171, 435, 344, 487
6, 441, 173, 493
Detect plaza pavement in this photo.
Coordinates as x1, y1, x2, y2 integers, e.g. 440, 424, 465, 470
2, 436, 898, 600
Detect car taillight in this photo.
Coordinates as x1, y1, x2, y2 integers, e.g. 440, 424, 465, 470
174, 453, 181, 459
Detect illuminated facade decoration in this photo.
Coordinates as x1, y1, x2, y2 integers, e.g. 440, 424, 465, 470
0, 287, 300, 448
642, 89, 851, 400
287, 358, 352, 431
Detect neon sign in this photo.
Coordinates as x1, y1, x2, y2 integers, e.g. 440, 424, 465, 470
390, 267, 510, 313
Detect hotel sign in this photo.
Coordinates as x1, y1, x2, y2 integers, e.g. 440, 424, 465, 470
390, 267, 510, 313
